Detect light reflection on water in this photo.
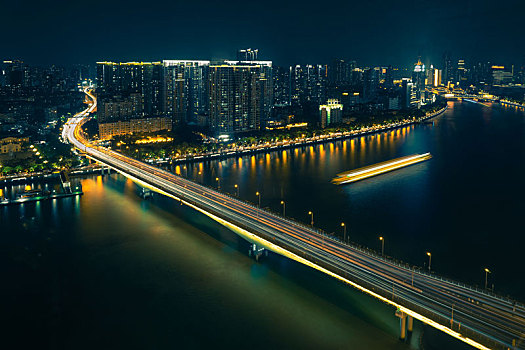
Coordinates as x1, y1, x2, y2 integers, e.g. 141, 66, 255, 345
2, 101, 523, 349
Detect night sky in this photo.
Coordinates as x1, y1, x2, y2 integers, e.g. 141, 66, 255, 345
2, 0, 524, 67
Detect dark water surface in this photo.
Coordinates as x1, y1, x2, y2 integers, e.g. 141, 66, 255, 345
2, 101, 523, 349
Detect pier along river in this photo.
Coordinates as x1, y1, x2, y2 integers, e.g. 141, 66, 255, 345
2, 100, 524, 349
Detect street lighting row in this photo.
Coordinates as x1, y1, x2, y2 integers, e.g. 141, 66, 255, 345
378, 238, 493, 289
215, 177, 496, 291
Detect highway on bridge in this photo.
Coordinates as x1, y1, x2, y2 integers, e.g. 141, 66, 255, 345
63, 88, 524, 350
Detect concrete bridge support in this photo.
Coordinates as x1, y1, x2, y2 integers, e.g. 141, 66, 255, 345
395, 309, 407, 340
407, 315, 413, 333
248, 243, 267, 261
140, 188, 153, 199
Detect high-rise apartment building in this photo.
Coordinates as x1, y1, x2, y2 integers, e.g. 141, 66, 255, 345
208, 60, 272, 134
163, 60, 210, 124
96, 61, 169, 138
237, 48, 259, 61
273, 65, 290, 106
319, 99, 343, 128
290, 64, 327, 107
363, 67, 381, 102
96, 61, 164, 121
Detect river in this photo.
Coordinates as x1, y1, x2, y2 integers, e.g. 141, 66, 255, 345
2, 100, 524, 349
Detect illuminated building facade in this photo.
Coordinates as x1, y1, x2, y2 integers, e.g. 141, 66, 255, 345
443, 52, 455, 85
290, 64, 327, 108
237, 48, 259, 61
319, 99, 343, 128
98, 117, 172, 140
401, 78, 418, 109
209, 61, 272, 134
163, 60, 210, 124
412, 58, 425, 101
96, 61, 164, 121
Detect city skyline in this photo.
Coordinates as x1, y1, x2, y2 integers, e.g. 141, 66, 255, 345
2, 2, 525, 348
2, 0, 524, 67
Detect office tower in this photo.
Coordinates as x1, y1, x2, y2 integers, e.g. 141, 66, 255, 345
237, 48, 258, 61
163, 60, 210, 124
469, 61, 492, 86
208, 60, 271, 134
401, 78, 418, 109
457, 59, 467, 87
443, 52, 455, 86
319, 99, 343, 128
491, 65, 513, 85
433, 68, 442, 87
412, 58, 426, 101
383, 65, 394, 88
363, 67, 380, 102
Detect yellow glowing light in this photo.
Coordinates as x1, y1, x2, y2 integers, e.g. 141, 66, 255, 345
333, 153, 432, 185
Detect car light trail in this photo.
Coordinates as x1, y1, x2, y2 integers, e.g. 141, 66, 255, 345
332, 153, 432, 185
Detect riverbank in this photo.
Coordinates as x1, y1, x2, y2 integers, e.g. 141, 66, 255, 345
500, 100, 525, 108
145, 105, 448, 166
0, 164, 106, 185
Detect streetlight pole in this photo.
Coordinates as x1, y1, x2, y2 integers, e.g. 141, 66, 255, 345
484, 268, 491, 290
280, 200, 286, 216
216, 177, 220, 190
234, 184, 239, 196
379, 236, 384, 256
308, 211, 314, 226
341, 222, 346, 242
427, 252, 432, 272
256, 191, 261, 208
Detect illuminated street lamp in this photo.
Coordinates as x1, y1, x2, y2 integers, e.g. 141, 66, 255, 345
280, 200, 286, 216
308, 211, 314, 226
234, 184, 239, 196
216, 177, 221, 190
256, 191, 261, 208
379, 236, 384, 256
427, 252, 432, 271
341, 222, 347, 242
484, 268, 491, 290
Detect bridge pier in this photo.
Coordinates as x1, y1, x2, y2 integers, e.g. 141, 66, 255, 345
248, 243, 266, 261
395, 309, 407, 340
140, 188, 153, 199
407, 315, 413, 333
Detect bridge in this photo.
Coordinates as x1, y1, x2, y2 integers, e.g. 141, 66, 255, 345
63, 88, 525, 349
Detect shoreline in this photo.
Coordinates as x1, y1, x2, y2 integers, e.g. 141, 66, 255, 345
149, 105, 448, 166
0, 105, 447, 183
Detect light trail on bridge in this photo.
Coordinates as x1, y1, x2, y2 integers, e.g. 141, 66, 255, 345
63, 88, 525, 350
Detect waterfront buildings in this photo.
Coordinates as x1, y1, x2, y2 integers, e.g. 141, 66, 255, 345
208, 60, 272, 134
163, 60, 210, 125
401, 78, 418, 109
319, 99, 343, 128
98, 117, 172, 139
